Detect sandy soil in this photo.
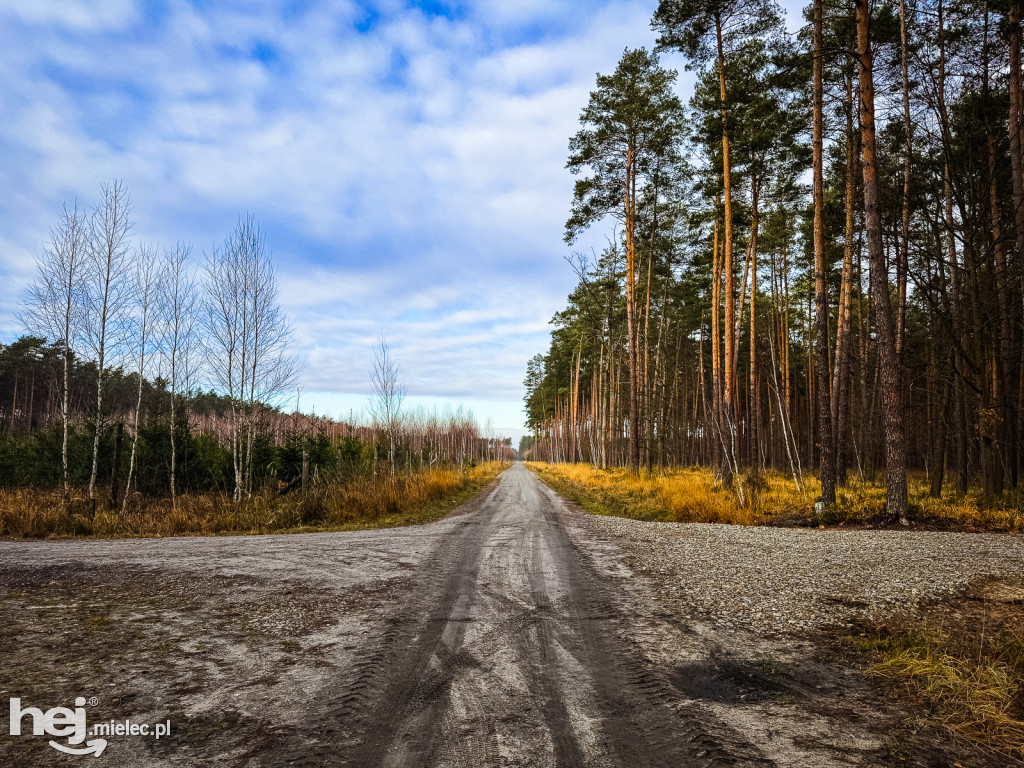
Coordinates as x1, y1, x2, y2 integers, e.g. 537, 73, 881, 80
0, 463, 1011, 766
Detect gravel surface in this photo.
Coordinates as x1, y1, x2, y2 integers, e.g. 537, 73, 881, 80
569, 515, 1024, 634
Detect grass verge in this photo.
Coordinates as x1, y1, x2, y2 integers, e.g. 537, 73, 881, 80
848, 578, 1024, 761
526, 462, 1024, 530
0, 461, 509, 539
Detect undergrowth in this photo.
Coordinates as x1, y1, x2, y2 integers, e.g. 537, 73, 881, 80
849, 580, 1024, 760
0, 461, 509, 539
526, 462, 1024, 530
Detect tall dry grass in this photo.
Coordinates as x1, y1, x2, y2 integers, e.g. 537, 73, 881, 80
0, 462, 508, 539
869, 632, 1024, 754
528, 462, 1024, 530
852, 604, 1024, 758
528, 462, 812, 525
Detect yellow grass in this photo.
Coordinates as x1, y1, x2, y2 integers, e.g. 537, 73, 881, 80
852, 624, 1024, 757
0, 462, 509, 539
527, 462, 1024, 530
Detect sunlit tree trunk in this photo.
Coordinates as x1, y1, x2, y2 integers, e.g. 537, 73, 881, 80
833, 67, 857, 486
624, 148, 641, 471
716, 13, 740, 489
814, 0, 836, 505
749, 209, 759, 469
711, 197, 723, 471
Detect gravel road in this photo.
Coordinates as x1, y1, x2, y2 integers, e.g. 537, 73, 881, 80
579, 512, 1024, 634
1, 462, 1019, 767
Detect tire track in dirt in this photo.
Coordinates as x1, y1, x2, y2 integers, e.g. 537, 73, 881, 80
529, 476, 769, 768
269, 486, 502, 767
322, 464, 770, 767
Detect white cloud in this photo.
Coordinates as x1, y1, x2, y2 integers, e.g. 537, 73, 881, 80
3, 0, 139, 32
0, 0, 692, 430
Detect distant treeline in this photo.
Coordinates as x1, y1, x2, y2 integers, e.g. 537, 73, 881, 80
0, 334, 513, 501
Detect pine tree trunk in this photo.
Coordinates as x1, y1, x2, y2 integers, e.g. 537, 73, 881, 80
938, 0, 969, 494
896, 0, 913, 357
749, 202, 760, 470
711, 199, 723, 471
930, 380, 949, 497
857, 0, 908, 522
988, 126, 1017, 488
625, 150, 641, 472
716, 13, 738, 485
1009, 3, 1024, 482
833, 66, 858, 485
814, 0, 836, 505
984, 14, 1017, 488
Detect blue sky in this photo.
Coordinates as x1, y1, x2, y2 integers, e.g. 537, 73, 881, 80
0, 0, 805, 441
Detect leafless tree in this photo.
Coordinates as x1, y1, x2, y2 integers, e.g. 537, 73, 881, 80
204, 216, 298, 501
83, 180, 133, 504
19, 202, 88, 503
122, 242, 161, 510
369, 332, 406, 472
160, 241, 200, 510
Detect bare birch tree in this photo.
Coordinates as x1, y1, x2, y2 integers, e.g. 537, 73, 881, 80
19, 202, 88, 504
83, 180, 133, 505
369, 332, 406, 472
122, 243, 161, 510
204, 216, 298, 501
160, 241, 199, 510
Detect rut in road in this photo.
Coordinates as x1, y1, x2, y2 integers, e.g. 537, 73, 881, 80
296, 463, 769, 767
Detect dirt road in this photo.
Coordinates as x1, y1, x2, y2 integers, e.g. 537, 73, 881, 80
315, 461, 764, 768
0, 463, 1010, 766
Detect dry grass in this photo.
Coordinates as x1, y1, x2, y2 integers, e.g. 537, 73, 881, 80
850, 580, 1024, 760
832, 477, 1024, 531
0, 462, 509, 539
871, 635, 1024, 753
527, 462, 1024, 530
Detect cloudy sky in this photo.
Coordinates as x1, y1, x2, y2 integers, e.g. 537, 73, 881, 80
0, 0, 804, 440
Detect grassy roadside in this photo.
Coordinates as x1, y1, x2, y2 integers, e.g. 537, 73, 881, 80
0, 461, 510, 539
848, 578, 1024, 762
527, 462, 1024, 531
276, 461, 508, 534
528, 462, 683, 522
